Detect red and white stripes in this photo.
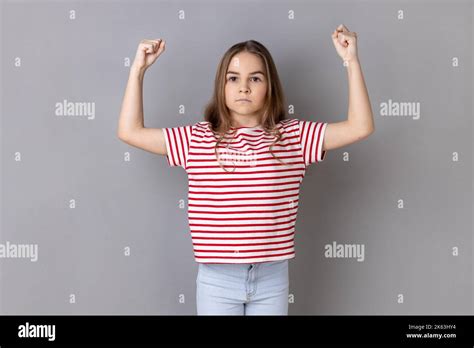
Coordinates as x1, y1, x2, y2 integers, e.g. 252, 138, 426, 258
162, 118, 327, 264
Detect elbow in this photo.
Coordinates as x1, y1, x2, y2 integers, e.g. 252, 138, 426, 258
357, 127, 374, 141
348, 118, 375, 138
117, 129, 128, 142
363, 123, 375, 137
117, 125, 132, 141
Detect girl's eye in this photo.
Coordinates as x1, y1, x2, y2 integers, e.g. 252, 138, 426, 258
228, 76, 261, 82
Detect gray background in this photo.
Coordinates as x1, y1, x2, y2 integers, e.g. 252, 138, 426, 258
1, 0, 472, 315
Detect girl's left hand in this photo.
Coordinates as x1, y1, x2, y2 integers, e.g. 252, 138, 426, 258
332, 24, 358, 63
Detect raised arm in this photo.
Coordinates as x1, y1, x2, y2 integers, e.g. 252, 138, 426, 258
117, 39, 168, 155
323, 24, 375, 152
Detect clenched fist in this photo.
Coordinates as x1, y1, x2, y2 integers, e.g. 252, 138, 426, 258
331, 24, 358, 63
132, 38, 166, 72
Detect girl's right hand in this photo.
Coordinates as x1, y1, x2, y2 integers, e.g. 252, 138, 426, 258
132, 39, 166, 72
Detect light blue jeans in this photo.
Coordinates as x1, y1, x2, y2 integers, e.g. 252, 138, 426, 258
196, 259, 289, 315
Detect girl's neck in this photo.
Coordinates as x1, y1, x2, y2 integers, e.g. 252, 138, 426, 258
230, 118, 262, 129
231, 124, 263, 129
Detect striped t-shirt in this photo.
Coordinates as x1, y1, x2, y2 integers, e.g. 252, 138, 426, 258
162, 118, 328, 264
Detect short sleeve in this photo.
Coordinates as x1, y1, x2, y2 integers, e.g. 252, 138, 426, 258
298, 120, 328, 166
162, 125, 193, 169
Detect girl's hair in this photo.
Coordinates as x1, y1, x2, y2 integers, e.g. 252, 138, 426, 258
203, 40, 289, 172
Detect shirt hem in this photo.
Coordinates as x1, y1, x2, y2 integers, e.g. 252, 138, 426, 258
194, 254, 295, 264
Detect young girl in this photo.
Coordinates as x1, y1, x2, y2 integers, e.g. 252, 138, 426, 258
118, 24, 375, 316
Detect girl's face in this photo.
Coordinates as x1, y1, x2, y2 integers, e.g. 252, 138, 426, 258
224, 52, 268, 125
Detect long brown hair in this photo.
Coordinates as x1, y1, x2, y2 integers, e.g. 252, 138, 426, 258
203, 40, 289, 172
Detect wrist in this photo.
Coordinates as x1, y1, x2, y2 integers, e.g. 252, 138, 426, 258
343, 56, 359, 67
130, 64, 146, 77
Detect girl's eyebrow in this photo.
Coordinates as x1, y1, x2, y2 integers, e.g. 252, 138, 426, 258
226, 70, 265, 75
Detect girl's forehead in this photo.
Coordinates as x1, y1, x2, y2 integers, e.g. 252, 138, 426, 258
231, 57, 240, 66
229, 56, 264, 71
